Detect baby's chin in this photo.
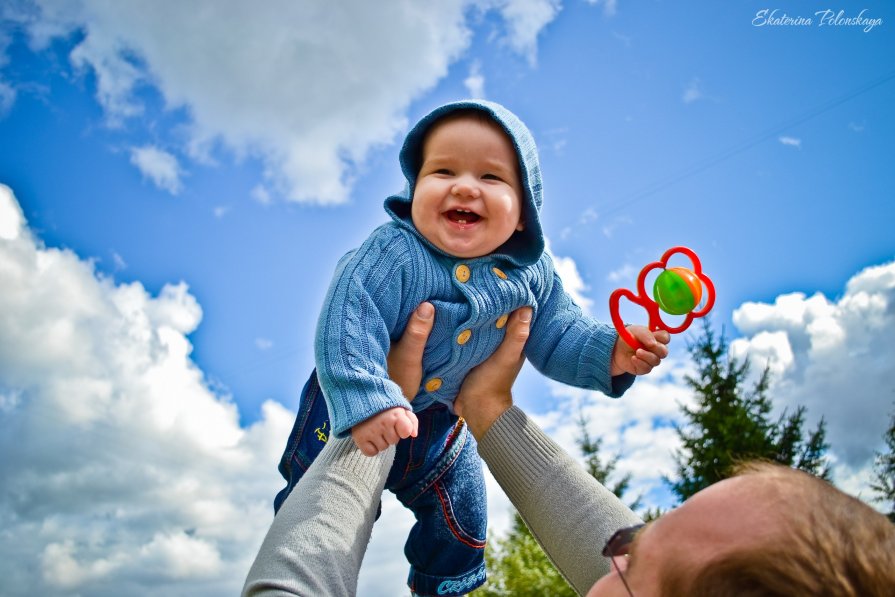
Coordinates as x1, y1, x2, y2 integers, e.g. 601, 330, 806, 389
430, 239, 507, 260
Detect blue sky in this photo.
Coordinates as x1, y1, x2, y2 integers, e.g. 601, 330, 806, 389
1, 2, 894, 595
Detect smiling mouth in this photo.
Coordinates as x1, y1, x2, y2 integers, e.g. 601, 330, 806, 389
445, 209, 481, 225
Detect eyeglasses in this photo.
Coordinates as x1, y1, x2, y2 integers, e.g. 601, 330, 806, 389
602, 523, 645, 597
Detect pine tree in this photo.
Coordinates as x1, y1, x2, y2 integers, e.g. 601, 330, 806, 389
669, 322, 830, 502
576, 410, 642, 512
870, 405, 895, 523
473, 513, 576, 597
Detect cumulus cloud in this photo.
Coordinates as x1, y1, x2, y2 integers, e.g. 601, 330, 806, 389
0, 184, 293, 596
730, 260, 895, 483
547, 241, 594, 314
5, 0, 562, 204
539, 354, 696, 510
130, 145, 184, 195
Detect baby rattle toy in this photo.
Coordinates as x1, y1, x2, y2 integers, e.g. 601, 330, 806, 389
609, 246, 715, 350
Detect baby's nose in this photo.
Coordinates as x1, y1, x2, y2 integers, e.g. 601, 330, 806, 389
451, 179, 481, 199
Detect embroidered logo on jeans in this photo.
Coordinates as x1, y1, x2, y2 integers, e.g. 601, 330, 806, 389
315, 421, 328, 443
437, 567, 486, 594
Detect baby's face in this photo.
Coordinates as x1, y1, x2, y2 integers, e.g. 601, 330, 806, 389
411, 115, 524, 259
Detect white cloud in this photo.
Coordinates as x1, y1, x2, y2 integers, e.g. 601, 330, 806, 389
778, 135, 802, 149
464, 60, 486, 98
250, 184, 271, 206
601, 215, 632, 239
129, 145, 184, 195
538, 354, 696, 511
682, 77, 703, 104
607, 262, 638, 284
730, 260, 895, 478
547, 240, 594, 314
497, 0, 562, 65
255, 338, 273, 351
0, 185, 293, 596
0, 79, 14, 117
7, 0, 562, 204
111, 251, 127, 271
586, 0, 619, 17
0, 184, 24, 239
0, 28, 16, 116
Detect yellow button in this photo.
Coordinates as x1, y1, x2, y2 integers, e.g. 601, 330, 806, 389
425, 378, 443, 392
495, 314, 509, 329
455, 264, 470, 283
492, 267, 507, 280
457, 329, 472, 345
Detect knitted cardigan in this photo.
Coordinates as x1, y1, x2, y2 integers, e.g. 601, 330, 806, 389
316, 100, 633, 437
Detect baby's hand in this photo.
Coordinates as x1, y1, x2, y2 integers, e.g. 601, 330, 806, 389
351, 407, 419, 456
610, 326, 670, 376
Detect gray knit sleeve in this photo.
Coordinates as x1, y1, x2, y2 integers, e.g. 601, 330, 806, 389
477, 406, 643, 595
242, 438, 394, 597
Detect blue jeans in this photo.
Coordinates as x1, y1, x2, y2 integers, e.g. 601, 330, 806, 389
275, 370, 488, 596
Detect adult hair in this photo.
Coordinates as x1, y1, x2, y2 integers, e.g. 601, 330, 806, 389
666, 461, 895, 596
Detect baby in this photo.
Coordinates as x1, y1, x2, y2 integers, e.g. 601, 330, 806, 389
274, 100, 666, 596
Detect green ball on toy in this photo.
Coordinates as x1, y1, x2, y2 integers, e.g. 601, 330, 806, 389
653, 267, 703, 316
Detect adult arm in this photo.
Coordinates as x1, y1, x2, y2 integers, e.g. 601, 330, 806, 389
455, 308, 643, 595
243, 304, 436, 596
479, 407, 642, 594
242, 439, 395, 597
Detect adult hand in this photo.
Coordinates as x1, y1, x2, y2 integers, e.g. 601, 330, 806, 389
387, 302, 435, 400
610, 325, 670, 376
454, 307, 532, 441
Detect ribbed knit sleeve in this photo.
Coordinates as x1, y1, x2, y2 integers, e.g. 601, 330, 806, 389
478, 407, 642, 595
242, 438, 394, 596
315, 225, 424, 437
524, 256, 633, 397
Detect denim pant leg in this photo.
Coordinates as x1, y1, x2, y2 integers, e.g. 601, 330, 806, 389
390, 406, 488, 596
273, 369, 331, 513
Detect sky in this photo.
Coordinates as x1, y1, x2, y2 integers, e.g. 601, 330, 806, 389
1, 1, 893, 595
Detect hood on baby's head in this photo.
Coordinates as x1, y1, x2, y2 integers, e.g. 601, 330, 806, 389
384, 100, 545, 267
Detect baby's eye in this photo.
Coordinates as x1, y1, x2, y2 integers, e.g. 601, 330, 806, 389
482, 173, 503, 181
434, 168, 453, 176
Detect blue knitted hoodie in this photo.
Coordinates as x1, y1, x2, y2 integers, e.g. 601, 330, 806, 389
316, 100, 631, 438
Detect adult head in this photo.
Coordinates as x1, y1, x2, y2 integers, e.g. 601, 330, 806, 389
591, 460, 895, 596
